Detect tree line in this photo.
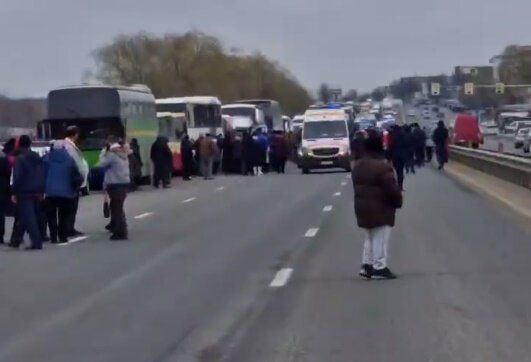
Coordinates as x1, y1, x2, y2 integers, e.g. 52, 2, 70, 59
90, 31, 313, 116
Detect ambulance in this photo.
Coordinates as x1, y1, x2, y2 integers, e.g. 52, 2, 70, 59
298, 108, 351, 174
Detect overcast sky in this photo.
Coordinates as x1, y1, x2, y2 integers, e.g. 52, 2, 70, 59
1, 0, 530, 98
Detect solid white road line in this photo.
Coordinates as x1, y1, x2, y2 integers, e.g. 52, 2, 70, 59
305, 228, 319, 237
269, 268, 294, 288
334, 192, 342, 196
216, 186, 225, 192
58, 236, 88, 246
183, 197, 197, 203
134, 212, 154, 219
323, 205, 333, 212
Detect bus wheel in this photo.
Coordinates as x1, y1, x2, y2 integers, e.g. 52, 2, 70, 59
302, 168, 310, 174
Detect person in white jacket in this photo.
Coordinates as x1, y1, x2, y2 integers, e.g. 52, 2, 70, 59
62, 126, 89, 237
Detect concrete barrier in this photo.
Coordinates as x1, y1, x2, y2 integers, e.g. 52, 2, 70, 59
449, 146, 531, 189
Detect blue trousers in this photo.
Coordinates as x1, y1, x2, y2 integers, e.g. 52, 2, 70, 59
15, 195, 42, 249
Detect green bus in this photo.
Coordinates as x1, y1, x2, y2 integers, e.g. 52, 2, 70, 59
39, 84, 158, 188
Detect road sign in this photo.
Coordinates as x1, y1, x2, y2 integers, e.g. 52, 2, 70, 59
464, 82, 474, 95
495, 83, 505, 95
431, 83, 440, 96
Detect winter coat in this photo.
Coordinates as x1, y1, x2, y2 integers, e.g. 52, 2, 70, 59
0, 150, 11, 200
199, 137, 219, 159
352, 154, 403, 229
388, 128, 408, 161
12, 149, 46, 196
350, 131, 366, 161
412, 128, 427, 149
270, 135, 289, 159
432, 126, 449, 147
150, 137, 173, 168
181, 137, 194, 166
99, 144, 131, 188
63, 138, 89, 188
44, 147, 79, 199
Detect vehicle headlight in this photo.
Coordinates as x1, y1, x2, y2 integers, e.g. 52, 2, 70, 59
298, 147, 309, 156
339, 145, 350, 155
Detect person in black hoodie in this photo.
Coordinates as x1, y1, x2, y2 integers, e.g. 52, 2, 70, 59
181, 134, 194, 181
388, 125, 407, 190
432, 120, 449, 170
9, 135, 46, 250
242, 131, 256, 176
403, 125, 416, 174
150, 136, 173, 188
0, 140, 14, 244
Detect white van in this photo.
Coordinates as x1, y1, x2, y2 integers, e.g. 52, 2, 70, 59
298, 109, 351, 174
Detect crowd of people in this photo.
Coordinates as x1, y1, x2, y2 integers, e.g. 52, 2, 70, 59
352, 121, 449, 190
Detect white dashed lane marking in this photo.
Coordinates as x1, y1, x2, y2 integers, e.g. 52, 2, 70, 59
134, 212, 154, 219
341, 181, 347, 186
334, 192, 341, 196
183, 197, 197, 203
323, 205, 333, 212
216, 187, 225, 192
269, 268, 294, 288
305, 228, 319, 238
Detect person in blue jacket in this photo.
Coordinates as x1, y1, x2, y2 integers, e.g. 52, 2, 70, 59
44, 141, 83, 244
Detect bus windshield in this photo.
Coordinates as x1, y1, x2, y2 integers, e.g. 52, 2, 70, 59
46, 117, 124, 150
222, 107, 255, 121
303, 120, 347, 139
156, 103, 187, 113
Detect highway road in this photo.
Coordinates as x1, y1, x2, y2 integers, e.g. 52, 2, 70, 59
1, 165, 531, 362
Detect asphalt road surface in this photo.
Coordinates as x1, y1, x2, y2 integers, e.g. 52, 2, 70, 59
1, 165, 531, 362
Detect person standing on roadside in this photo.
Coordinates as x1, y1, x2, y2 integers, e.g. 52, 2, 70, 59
352, 131, 403, 280
128, 138, 143, 191
63, 126, 89, 238
181, 134, 194, 181
270, 131, 289, 174
242, 132, 255, 176
199, 133, 218, 180
150, 136, 172, 188
99, 138, 130, 240
0, 141, 14, 244
9, 136, 46, 250
44, 142, 83, 244
388, 125, 407, 190
432, 120, 449, 170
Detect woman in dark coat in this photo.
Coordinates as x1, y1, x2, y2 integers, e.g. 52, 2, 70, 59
181, 135, 194, 181
242, 132, 256, 176
150, 136, 172, 188
128, 138, 143, 190
432, 121, 449, 170
352, 131, 403, 280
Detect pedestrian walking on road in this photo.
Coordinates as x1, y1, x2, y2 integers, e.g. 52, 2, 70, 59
9, 135, 47, 250
424, 126, 434, 163
432, 121, 449, 170
199, 133, 219, 180
0, 141, 14, 244
242, 132, 256, 176
44, 142, 83, 244
63, 126, 89, 238
99, 139, 131, 240
350, 130, 367, 162
352, 132, 403, 280
270, 131, 289, 173
403, 125, 416, 174
412, 123, 426, 167
150, 136, 172, 188
181, 134, 194, 181
221, 133, 234, 174
388, 125, 407, 190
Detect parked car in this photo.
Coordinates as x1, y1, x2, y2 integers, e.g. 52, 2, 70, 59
450, 114, 483, 148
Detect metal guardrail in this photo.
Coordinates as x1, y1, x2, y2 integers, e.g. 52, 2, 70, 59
449, 146, 531, 189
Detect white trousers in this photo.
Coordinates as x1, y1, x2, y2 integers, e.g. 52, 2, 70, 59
362, 226, 391, 270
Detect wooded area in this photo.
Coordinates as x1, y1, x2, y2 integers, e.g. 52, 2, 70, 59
91, 31, 313, 115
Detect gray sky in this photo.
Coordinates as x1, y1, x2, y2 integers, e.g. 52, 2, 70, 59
1, 0, 530, 98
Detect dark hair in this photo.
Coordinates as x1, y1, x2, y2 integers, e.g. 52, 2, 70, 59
364, 132, 384, 155
65, 126, 80, 138
19, 135, 32, 149
437, 120, 445, 127
3, 138, 16, 154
